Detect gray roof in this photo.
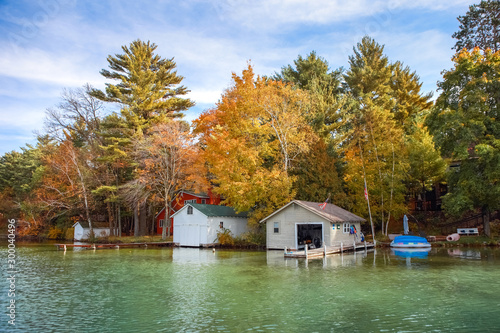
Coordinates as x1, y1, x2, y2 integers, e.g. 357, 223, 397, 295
260, 200, 366, 223
189, 203, 248, 218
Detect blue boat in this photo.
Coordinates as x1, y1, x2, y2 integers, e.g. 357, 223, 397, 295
390, 235, 431, 248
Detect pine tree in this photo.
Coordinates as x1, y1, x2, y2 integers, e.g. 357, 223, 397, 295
91, 39, 194, 132
452, 0, 500, 52
91, 39, 194, 236
342, 37, 404, 235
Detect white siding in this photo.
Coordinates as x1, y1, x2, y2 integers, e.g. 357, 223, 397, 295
173, 207, 207, 246
73, 223, 110, 241
173, 206, 249, 246
327, 222, 362, 245
265, 203, 362, 249
206, 217, 248, 245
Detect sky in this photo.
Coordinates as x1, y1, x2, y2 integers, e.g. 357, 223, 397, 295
0, 0, 473, 155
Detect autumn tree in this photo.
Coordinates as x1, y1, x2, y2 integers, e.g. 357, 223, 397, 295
137, 121, 197, 239
37, 136, 96, 233
194, 65, 315, 225
453, 0, 500, 52
426, 47, 500, 236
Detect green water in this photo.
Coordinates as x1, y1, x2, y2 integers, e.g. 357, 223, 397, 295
1, 244, 499, 332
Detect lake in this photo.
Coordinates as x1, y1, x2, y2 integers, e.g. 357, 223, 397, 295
1, 243, 499, 332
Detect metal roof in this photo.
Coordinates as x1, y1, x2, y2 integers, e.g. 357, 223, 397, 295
174, 203, 248, 218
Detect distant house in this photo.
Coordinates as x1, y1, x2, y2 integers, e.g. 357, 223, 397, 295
73, 221, 111, 241
172, 203, 248, 247
155, 191, 221, 235
260, 200, 366, 250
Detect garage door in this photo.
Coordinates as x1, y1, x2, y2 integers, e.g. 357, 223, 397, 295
176, 223, 201, 247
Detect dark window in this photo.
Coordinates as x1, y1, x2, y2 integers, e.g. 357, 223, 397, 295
220, 222, 223, 229
187, 206, 193, 215
274, 222, 279, 233
159, 219, 164, 228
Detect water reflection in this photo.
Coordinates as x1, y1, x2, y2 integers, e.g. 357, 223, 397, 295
447, 248, 482, 260
391, 247, 432, 259
266, 249, 371, 268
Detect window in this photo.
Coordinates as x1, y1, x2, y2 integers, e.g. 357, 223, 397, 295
184, 199, 197, 204
201, 199, 206, 204
343, 223, 350, 234
159, 219, 164, 228
220, 222, 224, 229
187, 206, 193, 215
273, 222, 280, 234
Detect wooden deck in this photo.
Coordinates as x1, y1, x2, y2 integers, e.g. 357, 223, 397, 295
284, 242, 375, 259
55, 242, 176, 250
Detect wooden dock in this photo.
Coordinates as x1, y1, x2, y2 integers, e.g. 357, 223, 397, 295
284, 242, 374, 259
55, 242, 176, 251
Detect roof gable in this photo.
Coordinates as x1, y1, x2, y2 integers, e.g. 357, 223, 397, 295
259, 200, 365, 223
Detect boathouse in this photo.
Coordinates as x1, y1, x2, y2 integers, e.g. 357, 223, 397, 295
73, 221, 111, 241
172, 204, 248, 247
155, 190, 221, 236
260, 200, 366, 250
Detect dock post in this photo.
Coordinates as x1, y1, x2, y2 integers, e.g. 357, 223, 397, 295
284, 246, 287, 255
64, 244, 67, 252
340, 242, 343, 253
324, 244, 327, 257
92, 244, 96, 251
353, 240, 356, 251
304, 245, 308, 259
364, 241, 367, 251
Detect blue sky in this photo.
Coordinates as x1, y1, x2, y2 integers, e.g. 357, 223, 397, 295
0, 0, 472, 154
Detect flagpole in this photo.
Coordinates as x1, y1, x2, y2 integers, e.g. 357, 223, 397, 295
359, 139, 376, 245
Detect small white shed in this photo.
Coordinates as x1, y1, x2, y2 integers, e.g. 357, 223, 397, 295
172, 204, 248, 247
260, 200, 366, 250
73, 221, 111, 241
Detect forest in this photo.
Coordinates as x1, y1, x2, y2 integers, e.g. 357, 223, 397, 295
0, 1, 499, 242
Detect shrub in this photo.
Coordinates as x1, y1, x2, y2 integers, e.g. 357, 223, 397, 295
215, 228, 235, 246
47, 226, 64, 240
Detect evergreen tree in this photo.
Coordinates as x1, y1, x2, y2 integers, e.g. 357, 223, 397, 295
91, 39, 194, 132
390, 61, 433, 134
453, 0, 500, 52
342, 36, 405, 235
426, 47, 500, 236
92, 39, 194, 236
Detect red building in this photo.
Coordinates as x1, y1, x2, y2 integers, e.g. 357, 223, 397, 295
155, 191, 221, 235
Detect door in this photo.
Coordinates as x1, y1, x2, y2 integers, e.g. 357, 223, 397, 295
296, 223, 323, 249
176, 223, 201, 247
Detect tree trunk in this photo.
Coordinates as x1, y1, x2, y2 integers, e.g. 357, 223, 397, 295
139, 200, 147, 236
118, 205, 122, 237
107, 202, 114, 236
483, 207, 491, 238
134, 203, 139, 237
